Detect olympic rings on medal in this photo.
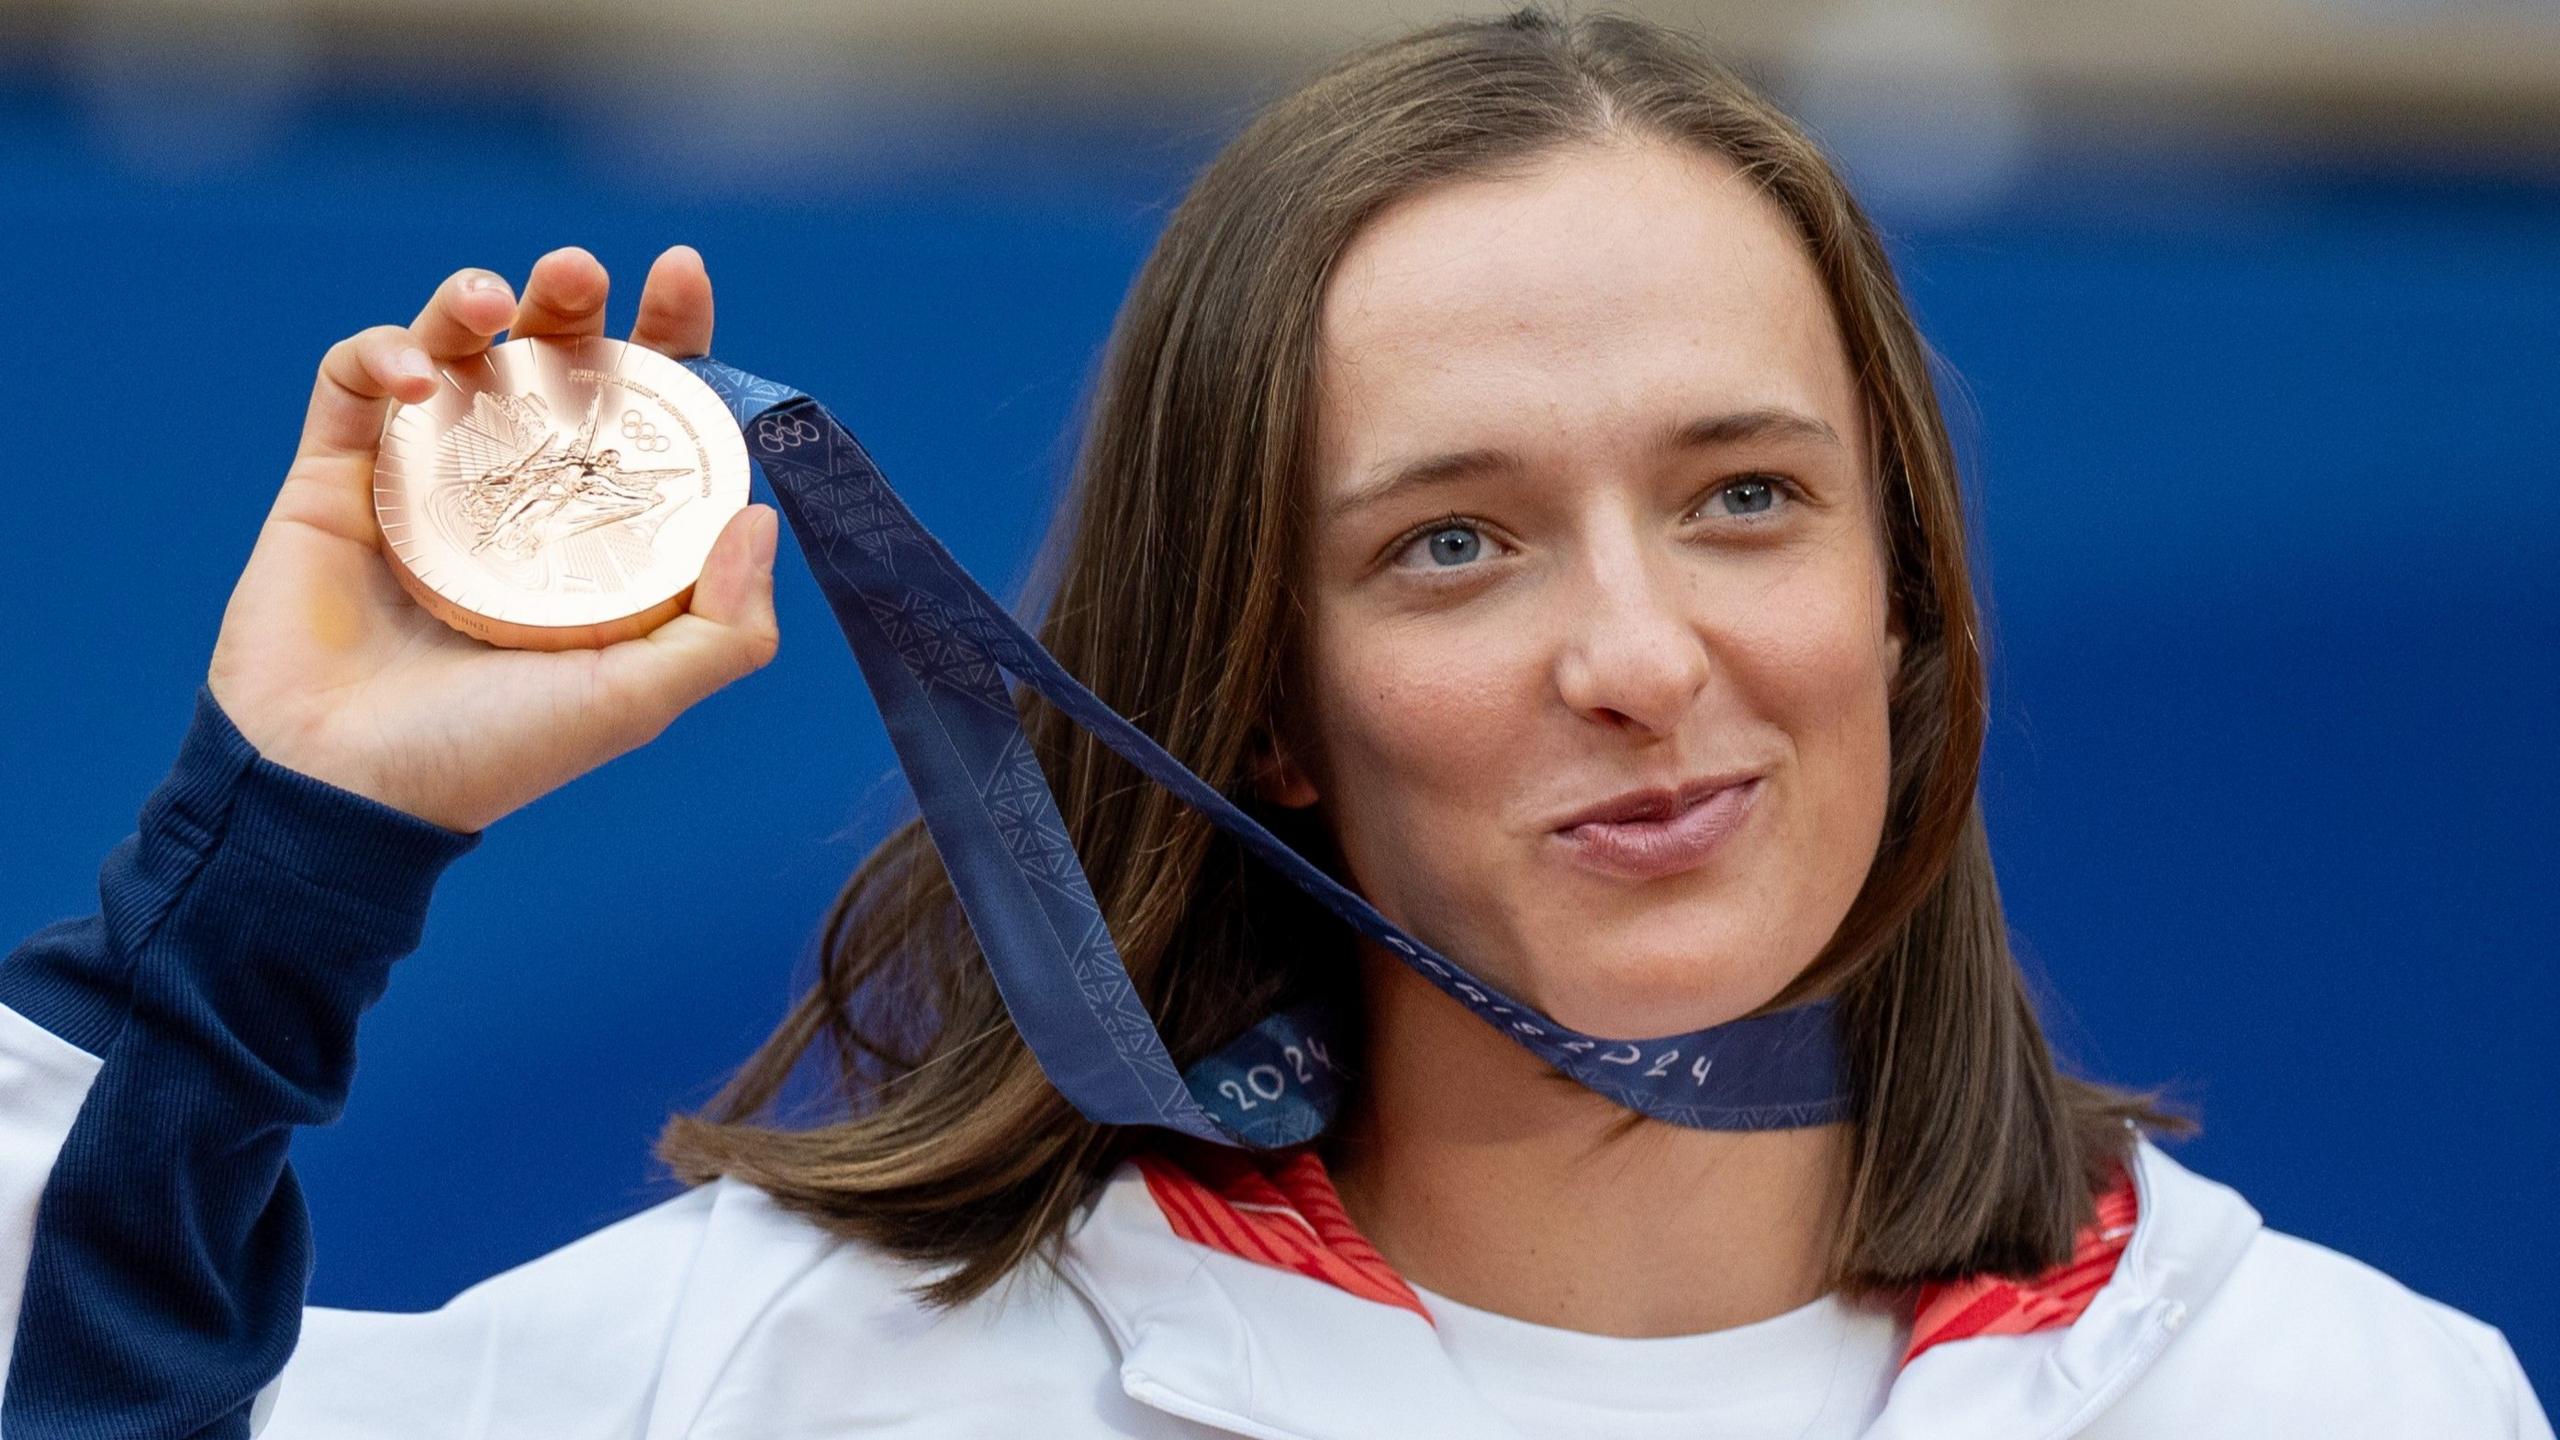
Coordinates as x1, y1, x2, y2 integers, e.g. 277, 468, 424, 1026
618, 408, 674, 454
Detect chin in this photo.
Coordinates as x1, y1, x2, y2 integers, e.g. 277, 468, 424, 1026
1526, 958, 1779, 1043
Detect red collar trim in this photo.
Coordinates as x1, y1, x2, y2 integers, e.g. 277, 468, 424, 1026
1134, 1142, 1430, 1319
1133, 1140, 2140, 1371
1904, 1165, 2141, 1365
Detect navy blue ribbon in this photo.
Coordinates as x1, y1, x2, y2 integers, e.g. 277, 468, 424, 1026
679, 355, 1848, 1148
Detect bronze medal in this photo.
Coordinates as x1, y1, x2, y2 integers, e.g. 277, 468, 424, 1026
372, 334, 750, 650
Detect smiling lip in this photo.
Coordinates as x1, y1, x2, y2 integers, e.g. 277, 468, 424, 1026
1551, 777, 1761, 881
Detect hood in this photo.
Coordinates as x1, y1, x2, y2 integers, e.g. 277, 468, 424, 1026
1053, 1129, 2263, 1440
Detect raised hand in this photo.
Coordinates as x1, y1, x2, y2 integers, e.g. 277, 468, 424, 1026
205, 244, 781, 834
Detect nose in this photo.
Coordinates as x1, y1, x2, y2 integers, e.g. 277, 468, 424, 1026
1551, 534, 1712, 736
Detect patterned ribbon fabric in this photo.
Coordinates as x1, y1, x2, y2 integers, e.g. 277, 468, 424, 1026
678, 353, 1850, 1148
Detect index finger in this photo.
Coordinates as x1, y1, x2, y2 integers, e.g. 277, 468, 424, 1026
408, 266, 519, 359
284, 324, 434, 529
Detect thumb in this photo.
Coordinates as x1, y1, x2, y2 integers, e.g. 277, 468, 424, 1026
596, 504, 781, 731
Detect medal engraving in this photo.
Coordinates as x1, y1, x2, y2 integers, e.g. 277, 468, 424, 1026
375, 336, 749, 650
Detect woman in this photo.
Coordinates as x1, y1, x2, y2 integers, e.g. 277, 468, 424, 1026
0, 8, 2543, 1437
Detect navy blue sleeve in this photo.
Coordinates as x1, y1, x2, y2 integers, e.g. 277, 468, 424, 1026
0, 683, 482, 1438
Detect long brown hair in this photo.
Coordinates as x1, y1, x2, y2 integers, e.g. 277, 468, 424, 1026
659, 3, 2196, 1309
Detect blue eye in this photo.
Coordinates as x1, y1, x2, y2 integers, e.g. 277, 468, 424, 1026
1716, 477, 1777, 516
1389, 518, 1489, 571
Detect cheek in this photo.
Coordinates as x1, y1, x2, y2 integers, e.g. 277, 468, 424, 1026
1742, 555, 1898, 867
1309, 614, 1531, 817
1766, 599, 1893, 741
1300, 611, 1546, 931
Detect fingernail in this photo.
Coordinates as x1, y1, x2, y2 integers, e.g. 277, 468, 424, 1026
390, 347, 436, 380
754, 507, 779, 567
460, 270, 507, 294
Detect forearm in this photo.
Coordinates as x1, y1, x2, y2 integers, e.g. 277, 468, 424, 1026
0, 683, 480, 1437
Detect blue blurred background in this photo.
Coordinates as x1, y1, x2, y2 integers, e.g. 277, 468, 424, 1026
3, 0, 2553, 1407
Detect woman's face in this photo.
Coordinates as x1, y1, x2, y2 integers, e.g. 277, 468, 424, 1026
1276, 135, 1902, 1040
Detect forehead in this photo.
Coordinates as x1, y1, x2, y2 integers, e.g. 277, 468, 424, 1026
1312, 136, 1862, 482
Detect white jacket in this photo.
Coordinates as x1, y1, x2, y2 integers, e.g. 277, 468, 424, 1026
218, 1129, 2545, 1439
0, 685, 2547, 1438
8, 982, 2546, 1440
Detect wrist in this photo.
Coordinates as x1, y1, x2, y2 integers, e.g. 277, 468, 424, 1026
187, 684, 484, 909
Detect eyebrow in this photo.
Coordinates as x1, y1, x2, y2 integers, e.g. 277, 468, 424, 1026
1323, 407, 1845, 525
